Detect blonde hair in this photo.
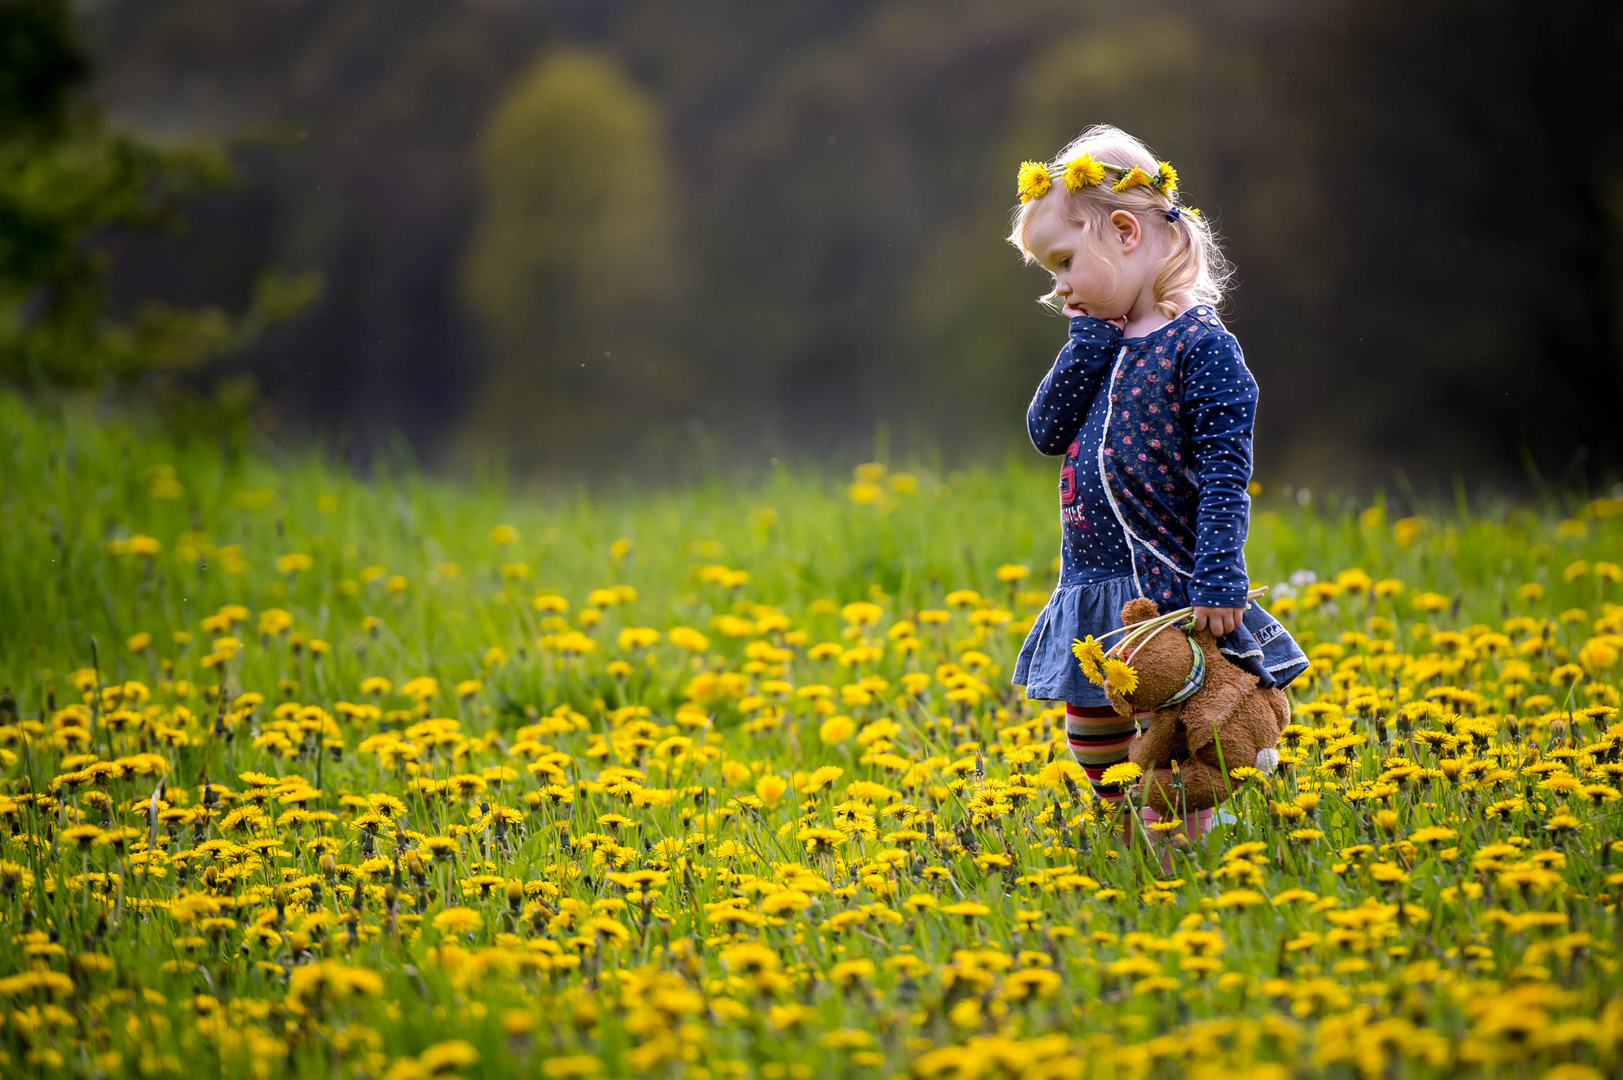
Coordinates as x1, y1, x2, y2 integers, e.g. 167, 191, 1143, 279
1005, 124, 1232, 320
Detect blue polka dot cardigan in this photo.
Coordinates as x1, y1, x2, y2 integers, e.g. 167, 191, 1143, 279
1012, 305, 1310, 707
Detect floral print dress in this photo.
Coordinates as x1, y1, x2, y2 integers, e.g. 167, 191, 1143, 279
1012, 306, 1310, 707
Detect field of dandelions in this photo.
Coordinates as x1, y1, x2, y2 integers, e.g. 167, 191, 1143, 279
1, 393, 1621, 1080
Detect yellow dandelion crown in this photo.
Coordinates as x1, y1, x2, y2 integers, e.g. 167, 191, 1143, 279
1016, 153, 1199, 223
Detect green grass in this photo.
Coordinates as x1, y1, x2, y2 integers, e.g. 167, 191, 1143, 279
1, 390, 1621, 1080
2, 392, 1609, 692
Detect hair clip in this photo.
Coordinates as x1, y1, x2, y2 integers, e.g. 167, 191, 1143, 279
1164, 206, 1182, 223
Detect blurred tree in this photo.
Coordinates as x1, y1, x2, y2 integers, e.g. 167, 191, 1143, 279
0, 0, 319, 394
70, 0, 1623, 491
458, 46, 694, 469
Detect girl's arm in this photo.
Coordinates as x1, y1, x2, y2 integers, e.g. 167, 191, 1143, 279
1026, 316, 1123, 455
1181, 331, 1258, 610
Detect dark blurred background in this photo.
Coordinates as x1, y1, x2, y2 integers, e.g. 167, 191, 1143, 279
11, 0, 1623, 493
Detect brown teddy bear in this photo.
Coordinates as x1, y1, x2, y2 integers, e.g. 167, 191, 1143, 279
1104, 597, 1291, 817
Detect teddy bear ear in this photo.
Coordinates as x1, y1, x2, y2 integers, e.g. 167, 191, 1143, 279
1121, 597, 1160, 625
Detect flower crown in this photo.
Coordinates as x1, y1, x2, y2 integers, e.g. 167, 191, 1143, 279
1016, 153, 1200, 222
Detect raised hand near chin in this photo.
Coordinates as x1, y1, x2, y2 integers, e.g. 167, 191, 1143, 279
1063, 302, 1127, 332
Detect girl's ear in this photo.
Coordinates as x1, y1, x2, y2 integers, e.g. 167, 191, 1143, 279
1110, 210, 1142, 253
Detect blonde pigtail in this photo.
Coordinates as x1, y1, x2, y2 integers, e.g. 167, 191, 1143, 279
1151, 209, 1231, 319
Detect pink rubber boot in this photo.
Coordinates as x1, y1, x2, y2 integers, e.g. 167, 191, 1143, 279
1140, 805, 1215, 874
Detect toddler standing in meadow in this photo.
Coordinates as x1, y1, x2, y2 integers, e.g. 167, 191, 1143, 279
1005, 125, 1310, 849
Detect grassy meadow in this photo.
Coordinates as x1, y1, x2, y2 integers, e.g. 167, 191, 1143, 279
1, 392, 1622, 1079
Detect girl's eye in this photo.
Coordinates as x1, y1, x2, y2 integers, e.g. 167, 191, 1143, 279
1059, 257, 1070, 269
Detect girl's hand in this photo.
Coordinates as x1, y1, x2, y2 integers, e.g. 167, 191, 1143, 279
1063, 302, 1127, 332
1191, 605, 1245, 636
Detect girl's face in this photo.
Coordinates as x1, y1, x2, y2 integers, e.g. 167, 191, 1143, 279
1024, 201, 1141, 320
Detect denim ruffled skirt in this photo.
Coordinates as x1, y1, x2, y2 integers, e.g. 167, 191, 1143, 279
1012, 571, 1311, 707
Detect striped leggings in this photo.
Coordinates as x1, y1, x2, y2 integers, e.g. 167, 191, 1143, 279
1064, 704, 1142, 807
1067, 703, 1214, 837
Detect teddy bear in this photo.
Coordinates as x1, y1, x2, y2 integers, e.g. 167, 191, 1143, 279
1103, 597, 1291, 817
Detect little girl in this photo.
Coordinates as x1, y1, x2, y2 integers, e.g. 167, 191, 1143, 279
1005, 125, 1310, 848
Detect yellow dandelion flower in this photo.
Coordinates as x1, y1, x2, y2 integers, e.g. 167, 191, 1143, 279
1072, 636, 1106, 685
829, 958, 876, 986
432, 906, 483, 935
1017, 160, 1052, 202
805, 765, 845, 792
1102, 657, 1138, 696
1006, 967, 1062, 1001
818, 714, 856, 744
1061, 153, 1105, 191
1154, 160, 1178, 192
940, 900, 990, 918
669, 626, 710, 652
755, 774, 788, 806
1100, 761, 1143, 787
1112, 166, 1153, 193
418, 1042, 480, 1074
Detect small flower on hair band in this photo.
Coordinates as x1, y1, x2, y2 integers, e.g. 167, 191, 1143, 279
1152, 160, 1178, 193
1111, 166, 1154, 193
1016, 160, 1052, 203
1061, 152, 1105, 191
